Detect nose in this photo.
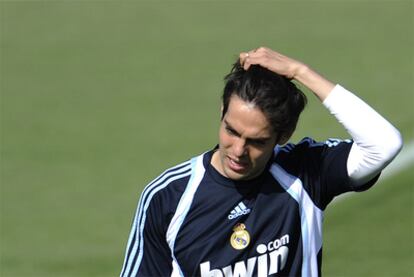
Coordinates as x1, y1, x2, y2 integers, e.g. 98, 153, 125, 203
233, 138, 247, 157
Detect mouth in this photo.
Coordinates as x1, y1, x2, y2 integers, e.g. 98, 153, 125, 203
227, 156, 249, 173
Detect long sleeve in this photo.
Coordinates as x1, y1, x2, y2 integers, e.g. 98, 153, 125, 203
322, 85, 403, 186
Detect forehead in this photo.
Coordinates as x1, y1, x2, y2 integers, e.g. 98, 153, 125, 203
224, 95, 274, 138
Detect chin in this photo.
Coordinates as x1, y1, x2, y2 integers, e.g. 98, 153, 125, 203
224, 169, 253, 181
228, 174, 246, 181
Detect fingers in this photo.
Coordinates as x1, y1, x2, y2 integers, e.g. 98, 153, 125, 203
238, 47, 301, 78
239, 50, 255, 70
239, 52, 249, 67
239, 47, 269, 70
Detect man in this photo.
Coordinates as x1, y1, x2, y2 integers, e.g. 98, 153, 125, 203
120, 47, 402, 276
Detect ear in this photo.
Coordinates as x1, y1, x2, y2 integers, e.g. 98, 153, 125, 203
220, 105, 224, 120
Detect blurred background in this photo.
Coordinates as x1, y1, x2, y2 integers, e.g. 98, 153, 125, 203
1, 1, 413, 276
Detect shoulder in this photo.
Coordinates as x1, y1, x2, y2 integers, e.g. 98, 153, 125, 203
271, 137, 354, 210
135, 159, 194, 233
274, 137, 324, 162
142, 159, 193, 203
139, 151, 210, 213
273, 137, 353, 175
275, 137, 352, 157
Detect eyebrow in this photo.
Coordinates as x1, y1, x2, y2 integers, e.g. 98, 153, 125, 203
224, 120, 272, 142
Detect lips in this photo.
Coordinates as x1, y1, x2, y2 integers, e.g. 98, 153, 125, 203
227, 156, 249, 173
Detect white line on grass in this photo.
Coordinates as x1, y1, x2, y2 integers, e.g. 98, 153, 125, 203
381, 139, 414, 179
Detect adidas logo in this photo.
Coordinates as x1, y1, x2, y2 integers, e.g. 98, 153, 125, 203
228, 201, 251, 220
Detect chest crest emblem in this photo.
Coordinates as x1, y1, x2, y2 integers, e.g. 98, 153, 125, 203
230, 223, 250, 250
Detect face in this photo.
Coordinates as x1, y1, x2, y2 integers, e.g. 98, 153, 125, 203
211, 95, 278, 181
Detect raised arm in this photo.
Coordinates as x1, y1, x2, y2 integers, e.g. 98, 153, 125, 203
240, 47, 403, 186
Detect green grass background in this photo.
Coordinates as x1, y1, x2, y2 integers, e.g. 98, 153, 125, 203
1, 1, 413, 276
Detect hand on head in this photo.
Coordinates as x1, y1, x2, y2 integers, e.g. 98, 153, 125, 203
239, 47, 307, 80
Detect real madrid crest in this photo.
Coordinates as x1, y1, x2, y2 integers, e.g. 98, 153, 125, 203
230, 223, 250, 250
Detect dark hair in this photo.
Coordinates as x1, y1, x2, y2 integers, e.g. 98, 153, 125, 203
222, 60, 307, 143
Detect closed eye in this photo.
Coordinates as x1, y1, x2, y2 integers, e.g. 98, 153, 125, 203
225, 126, 239, 137
248, 139, 267, 146
224, 121, 270, 146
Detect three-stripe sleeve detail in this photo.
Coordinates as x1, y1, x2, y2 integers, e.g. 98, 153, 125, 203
120, 161, 192, 277
166, 154, 206, 276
